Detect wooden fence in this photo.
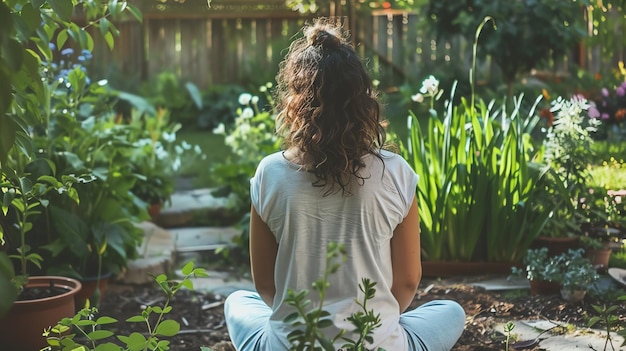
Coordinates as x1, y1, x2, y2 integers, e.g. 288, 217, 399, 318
90, 0, 625, 91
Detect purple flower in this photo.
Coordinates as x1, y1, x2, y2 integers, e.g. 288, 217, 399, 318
602, 87, 609, 97
588, 106, 600, 119
621, 81, 626, 90
601, 113, 610, 120
617, 86, 625, 97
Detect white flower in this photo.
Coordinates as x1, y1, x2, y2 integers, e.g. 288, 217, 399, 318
162, 131, 176, 143
241, 107, 254, 119
411, 93, 424, 103
225, 134, 235, 146
420, 75, 439, 95
251, 96, 259, 105
239, 123, 251, 134
212, 123, 225, 135
238, 93, 252, 105
259, 85, 267, 93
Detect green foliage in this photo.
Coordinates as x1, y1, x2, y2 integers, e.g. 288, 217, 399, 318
511, 247, 561, 282
0, 0, 142, 317
536, 96, 603, 238
284, 242, 385, 351
427, 0, 590, 91
503, 321, 515, 351
512, 248, 599, 291
211, 84, 280, 212
137, 71, 203, 127
405, 78, 549, 262
120, 107, 205, 205
44, 261, 209, 351
588, 293, 626, 350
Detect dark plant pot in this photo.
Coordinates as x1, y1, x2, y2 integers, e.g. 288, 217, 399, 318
529, 279, 561, 295
0, 276, 81, 351
587, 248, 612, 273
531, 236, 581, 257
74, 272, 112, 310
421, 261, 519, 278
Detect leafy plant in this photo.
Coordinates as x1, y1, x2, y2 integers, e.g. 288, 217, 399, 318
537, 96, 603, 238
556, 248, 599, 291
122, 107, 204, 206
512, 247, 600, 291
406, 78, 550, 262
44, 261, 209, 351
427, 0, 591, 96
283, 242, 384, 351
211, 84, 280, 213
589, 293, 626, 351
503, 321, 516, 351
511, 247, 562, 283
136, 71, 203, 128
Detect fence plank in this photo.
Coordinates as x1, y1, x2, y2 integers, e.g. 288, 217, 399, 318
96, 7, 621, 92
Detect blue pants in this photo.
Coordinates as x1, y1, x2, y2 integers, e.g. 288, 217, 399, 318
224, 290, 465, 351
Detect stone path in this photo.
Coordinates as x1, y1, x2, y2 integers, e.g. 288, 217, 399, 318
121, 188, 625, 351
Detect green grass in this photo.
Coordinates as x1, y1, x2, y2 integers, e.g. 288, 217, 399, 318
177, 129, 233, 188
588, 140, 626, 190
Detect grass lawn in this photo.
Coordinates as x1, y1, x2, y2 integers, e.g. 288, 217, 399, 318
177, 129, 233, 188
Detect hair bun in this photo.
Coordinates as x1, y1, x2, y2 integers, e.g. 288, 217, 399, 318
310, 29, 341, 50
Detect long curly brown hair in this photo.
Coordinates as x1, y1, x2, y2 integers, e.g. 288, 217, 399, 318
275, 18, 385, 196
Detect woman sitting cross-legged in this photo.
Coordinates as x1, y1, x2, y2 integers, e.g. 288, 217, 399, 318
224, 18, 466, 351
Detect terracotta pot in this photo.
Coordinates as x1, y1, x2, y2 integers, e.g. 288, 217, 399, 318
148, 202, 162, 222
0, 276, 81, 351
421, 261, 519, 278
74, 272, 111, 310
560, 288, 587, 303
531, 236, 581, 257
529, 279, 561, 295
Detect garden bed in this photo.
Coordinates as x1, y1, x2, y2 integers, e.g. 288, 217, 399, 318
97, 276, 626, 351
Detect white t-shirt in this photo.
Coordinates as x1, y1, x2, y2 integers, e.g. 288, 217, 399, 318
250, 149, 419, 351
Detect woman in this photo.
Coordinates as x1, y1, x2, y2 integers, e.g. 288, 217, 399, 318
224, 18, 465, 351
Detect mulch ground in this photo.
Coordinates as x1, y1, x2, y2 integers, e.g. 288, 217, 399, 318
97, 276, 626, 351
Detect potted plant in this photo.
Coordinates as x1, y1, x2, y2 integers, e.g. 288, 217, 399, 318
532, 96, 603, 253
554, 248, 600, 303
0, 141, 85, 351
0, 3, 142, 349
123, 106, 203, 219
511, 247, 562, 295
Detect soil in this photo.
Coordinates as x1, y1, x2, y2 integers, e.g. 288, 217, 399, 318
97, 275, 626, 351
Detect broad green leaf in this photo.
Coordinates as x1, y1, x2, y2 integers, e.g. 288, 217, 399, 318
181, 261, 194, 275
87, 329, 114, 340
56, 29, 69, 49
126, 315, 144, 323
118, 332, 147, 349
155, 319, 180, 336
96, 316, 118, 324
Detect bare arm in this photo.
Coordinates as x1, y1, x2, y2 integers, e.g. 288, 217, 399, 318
390, 197, 422, 313
249, 204, 278, 307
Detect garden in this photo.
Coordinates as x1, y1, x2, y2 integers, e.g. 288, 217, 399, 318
1, 0, 626, 350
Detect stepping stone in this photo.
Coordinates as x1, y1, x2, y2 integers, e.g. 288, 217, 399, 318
172, 226, 241, 253
118, 222, 175, 284
156, 189, 241, 228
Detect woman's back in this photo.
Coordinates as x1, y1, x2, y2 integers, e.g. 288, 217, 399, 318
251, 150, 418, 350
